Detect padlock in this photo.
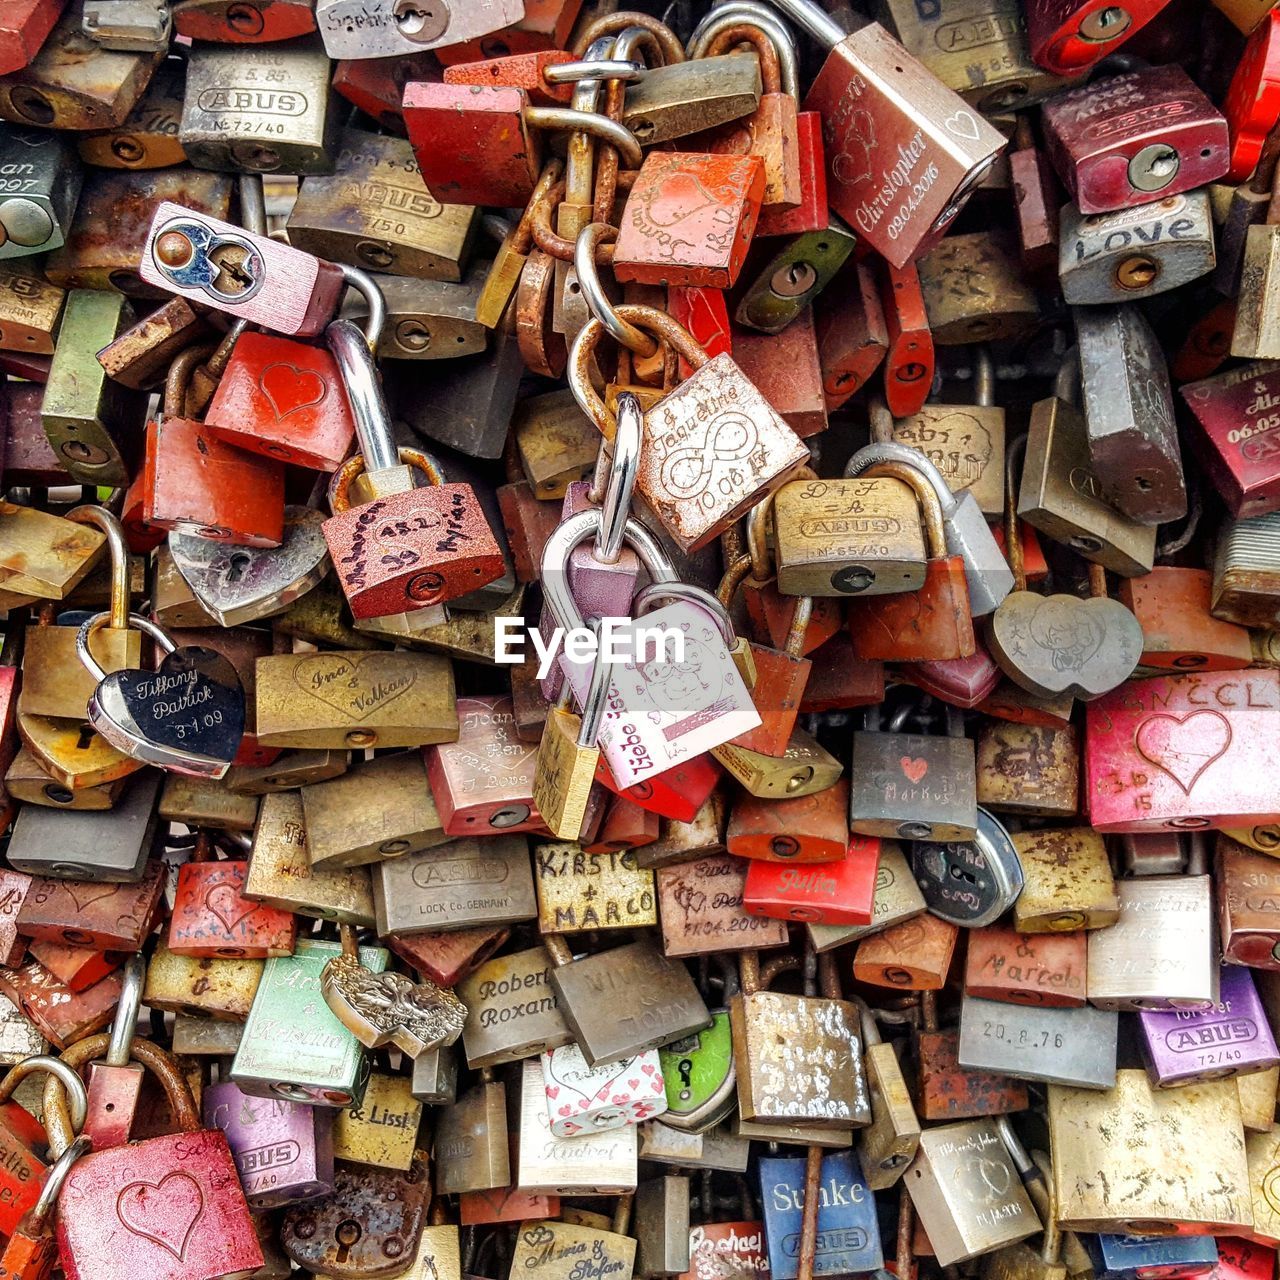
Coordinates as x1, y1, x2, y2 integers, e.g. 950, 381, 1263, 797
959, 991, 1118, 1089
95, 297, 208, 394
0, 4, 162, 132
1026, 0, 1173, 73
854, 910, 958, 989
388, 922, 509, 989
21, 512, 143, 726
849, 460, 975, 662
975, 719, 1080, 818
172, 0, 318, 41
204, 1068, 335, 1209
815, 259, 887, 412
1060, 191, 1216, 305
300, 752, 445, 869
0, 961, 123, 1048
331, 1069, 422, 1171
906, 1120, 1040, 1265
0, 1128, 93, 1280
1081, 1234, 1220, 1280
180, 35, 338, 175
763, 0, 1006, 266
729, 948, 868, 1129
808, 840, 926, 951
168, 834, 295, 959
911, 805, 1025, 927
726, 777, 850, 865
656, 996, 737, 1135
965, 925, 1088, 1007
232, 935, 388, 1106
27, 941, 119, 996
1138, 964, 1280, 1088
456, 945, 574, 1069
1087, 845, 1217, 1010
1120, 567, 1253, 672
1076, 303, 1184, 524
915, 989, 1030, 1120
515, 1056, 638, 1194
321, 321, 504, 618
1049, 1069, 1252, 1233
844, 439, 1014, 616
315, 0, 523, 57
288, 127, 477, 280
889, 349, 1006, 518
280, 1147, 431, 1278
632, 1175, 691, 1278
47, 1031, 263, 1280
0, 126, 80, 263
16, 859, 164, 951
5, 770, 158, 880
440, 48, 585, 106
140, 201, 346, 336
620, 54, 762, 147
655, 851, 786, 954
0, 264, 65, 357
743, 829, 880, 926
143, 345, 286, 547
0, 503, 106, 602
5, 742, 126, 810
373, 834, 537, 936
78, 951, 142, 1148
534, 840, 657, 936
540, 1039, 668, 1136
42, 288, 142, 487
851, 701, 978, 842
872, 258, 934, 419
225, 747, 348, 797
1213, 510, 1280, 627
1019, 352, 1155, 576
1219, 836, 1280, 968
77, 53, 185, 170
1007, 827, 1117, 932
517, 391, 601, 502
81, 0, 169, 49
0, 2, 65, 77
159, 770, 262, 831
0, 871, 31, 971
1042, 66, 1229, 214
917, 233, 1040, 346
1084, 670, 1280, 832
254, 646, 457, 750
988, 530, 1143, 703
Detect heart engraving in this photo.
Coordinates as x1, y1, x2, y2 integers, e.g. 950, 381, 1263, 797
866, 590, 925, 644
205, 882, 253, 934
61, 883, 118, 914
944, 110, 981, 142
260, 362, 328, 420
901, 756, 929, 784
646, 170, 717, 227
1135, 709, 1232, 794
116, 1171, 205, 1260
292, 653, 418, 722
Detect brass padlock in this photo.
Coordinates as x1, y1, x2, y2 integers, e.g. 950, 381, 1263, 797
917, 233, 1040, 346
456, 945, 575, 1069
975, 721, 1079, 818
1010, 828, 1118, 932
77, 54, 186, 170
332, 1070, 422, 1172
142, 939, 263, 1020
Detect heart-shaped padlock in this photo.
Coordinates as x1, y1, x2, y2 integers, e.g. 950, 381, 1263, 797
168, 506, 331, 627
77, 612, 245, 779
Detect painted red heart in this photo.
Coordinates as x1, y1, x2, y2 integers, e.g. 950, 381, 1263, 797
204, 882, 253, 935
544, 1086, 559, 1100
640, 1063, 655, 1075
900, 756, 928, 784
1135, 709, 1232, 795
259, 362, 328, 421
558, 1103, 572, 1116
628, 1079, 640, 1090
116, 1171, 205, 1260
653, 1079, 665, 1093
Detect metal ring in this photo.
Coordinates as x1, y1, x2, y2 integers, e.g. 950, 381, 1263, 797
569, 36, 614, 112
76, 612, 173, 684
595, 392, 642, 565
3, 1057, 89, 1136
544, 58, 647, 84
523, 107, 644, 170
634, 581, 738, 645
106, 954, 146, 1069
337, 264, 386, 352
575, 224, 656, 356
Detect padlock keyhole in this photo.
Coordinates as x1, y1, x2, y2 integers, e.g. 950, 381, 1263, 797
949, 864, 978, 885
225, 552, 252, 583
208, 243, 258, 296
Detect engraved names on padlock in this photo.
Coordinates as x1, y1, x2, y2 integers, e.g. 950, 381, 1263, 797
534, 843, 657, 933
510, 1220, 638, 1280
656, 854, 789, 957
458, 947, 574, 1069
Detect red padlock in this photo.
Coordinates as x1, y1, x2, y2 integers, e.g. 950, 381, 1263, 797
879, 257, 934, 418
443, 50, 578, 105
332, 51, 441, 133
1223, 12, 1280, 181
171, 0, 318, 41
1026, 0, 1175, 76
743, 832, 880, 925
0, 0, 63, 77
202, 330, 356, 471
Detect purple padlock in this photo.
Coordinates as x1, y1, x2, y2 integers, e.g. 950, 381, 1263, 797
1138, 966, 1280, 1088
203, 1079, 336, 1208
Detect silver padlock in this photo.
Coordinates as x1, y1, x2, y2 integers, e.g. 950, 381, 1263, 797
911, 807, 1024, 928
82, 0, 173, 50
314, 0, 527, 59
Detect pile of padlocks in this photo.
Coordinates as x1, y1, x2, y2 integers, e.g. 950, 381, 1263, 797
6, 0, 1280, 1277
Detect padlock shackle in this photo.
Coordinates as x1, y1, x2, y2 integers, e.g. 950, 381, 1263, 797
1004, 434, 1028, 591
76, 611, 173, 684
575, 224, 658, 357
1031, 1150, 1062, 1265
718, 552, 756, 606
543, 57, 648, 86
327, 446, 443, 515
634, 581, 739, 647
523, 107, 645, 170
569, 306, 710, 436
973, 346, 994, 407
688, 5, 800, 97
755, 0, 844, 50
577, 621, 614, 749
32, 1133, 92, 1227
700, 24, 786, 98
338, 265, 387, 352
0, 1055, 88, 1152
106, 954, 146, 1069
541, 508, 678, 635
326, 317, 398, 475
65, 506, 130, 632
237, 173, 267, 238
844, 443, 957, 515
1054, 347, 1079, 404
47, 1034, 201, 1133
572, 13, 685, 63
592, 392, 642, 564
864, 461, 949, 561
163, 341, 216, 421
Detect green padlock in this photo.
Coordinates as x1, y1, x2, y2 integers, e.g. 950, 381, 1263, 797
659, 1009, 737, 1133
